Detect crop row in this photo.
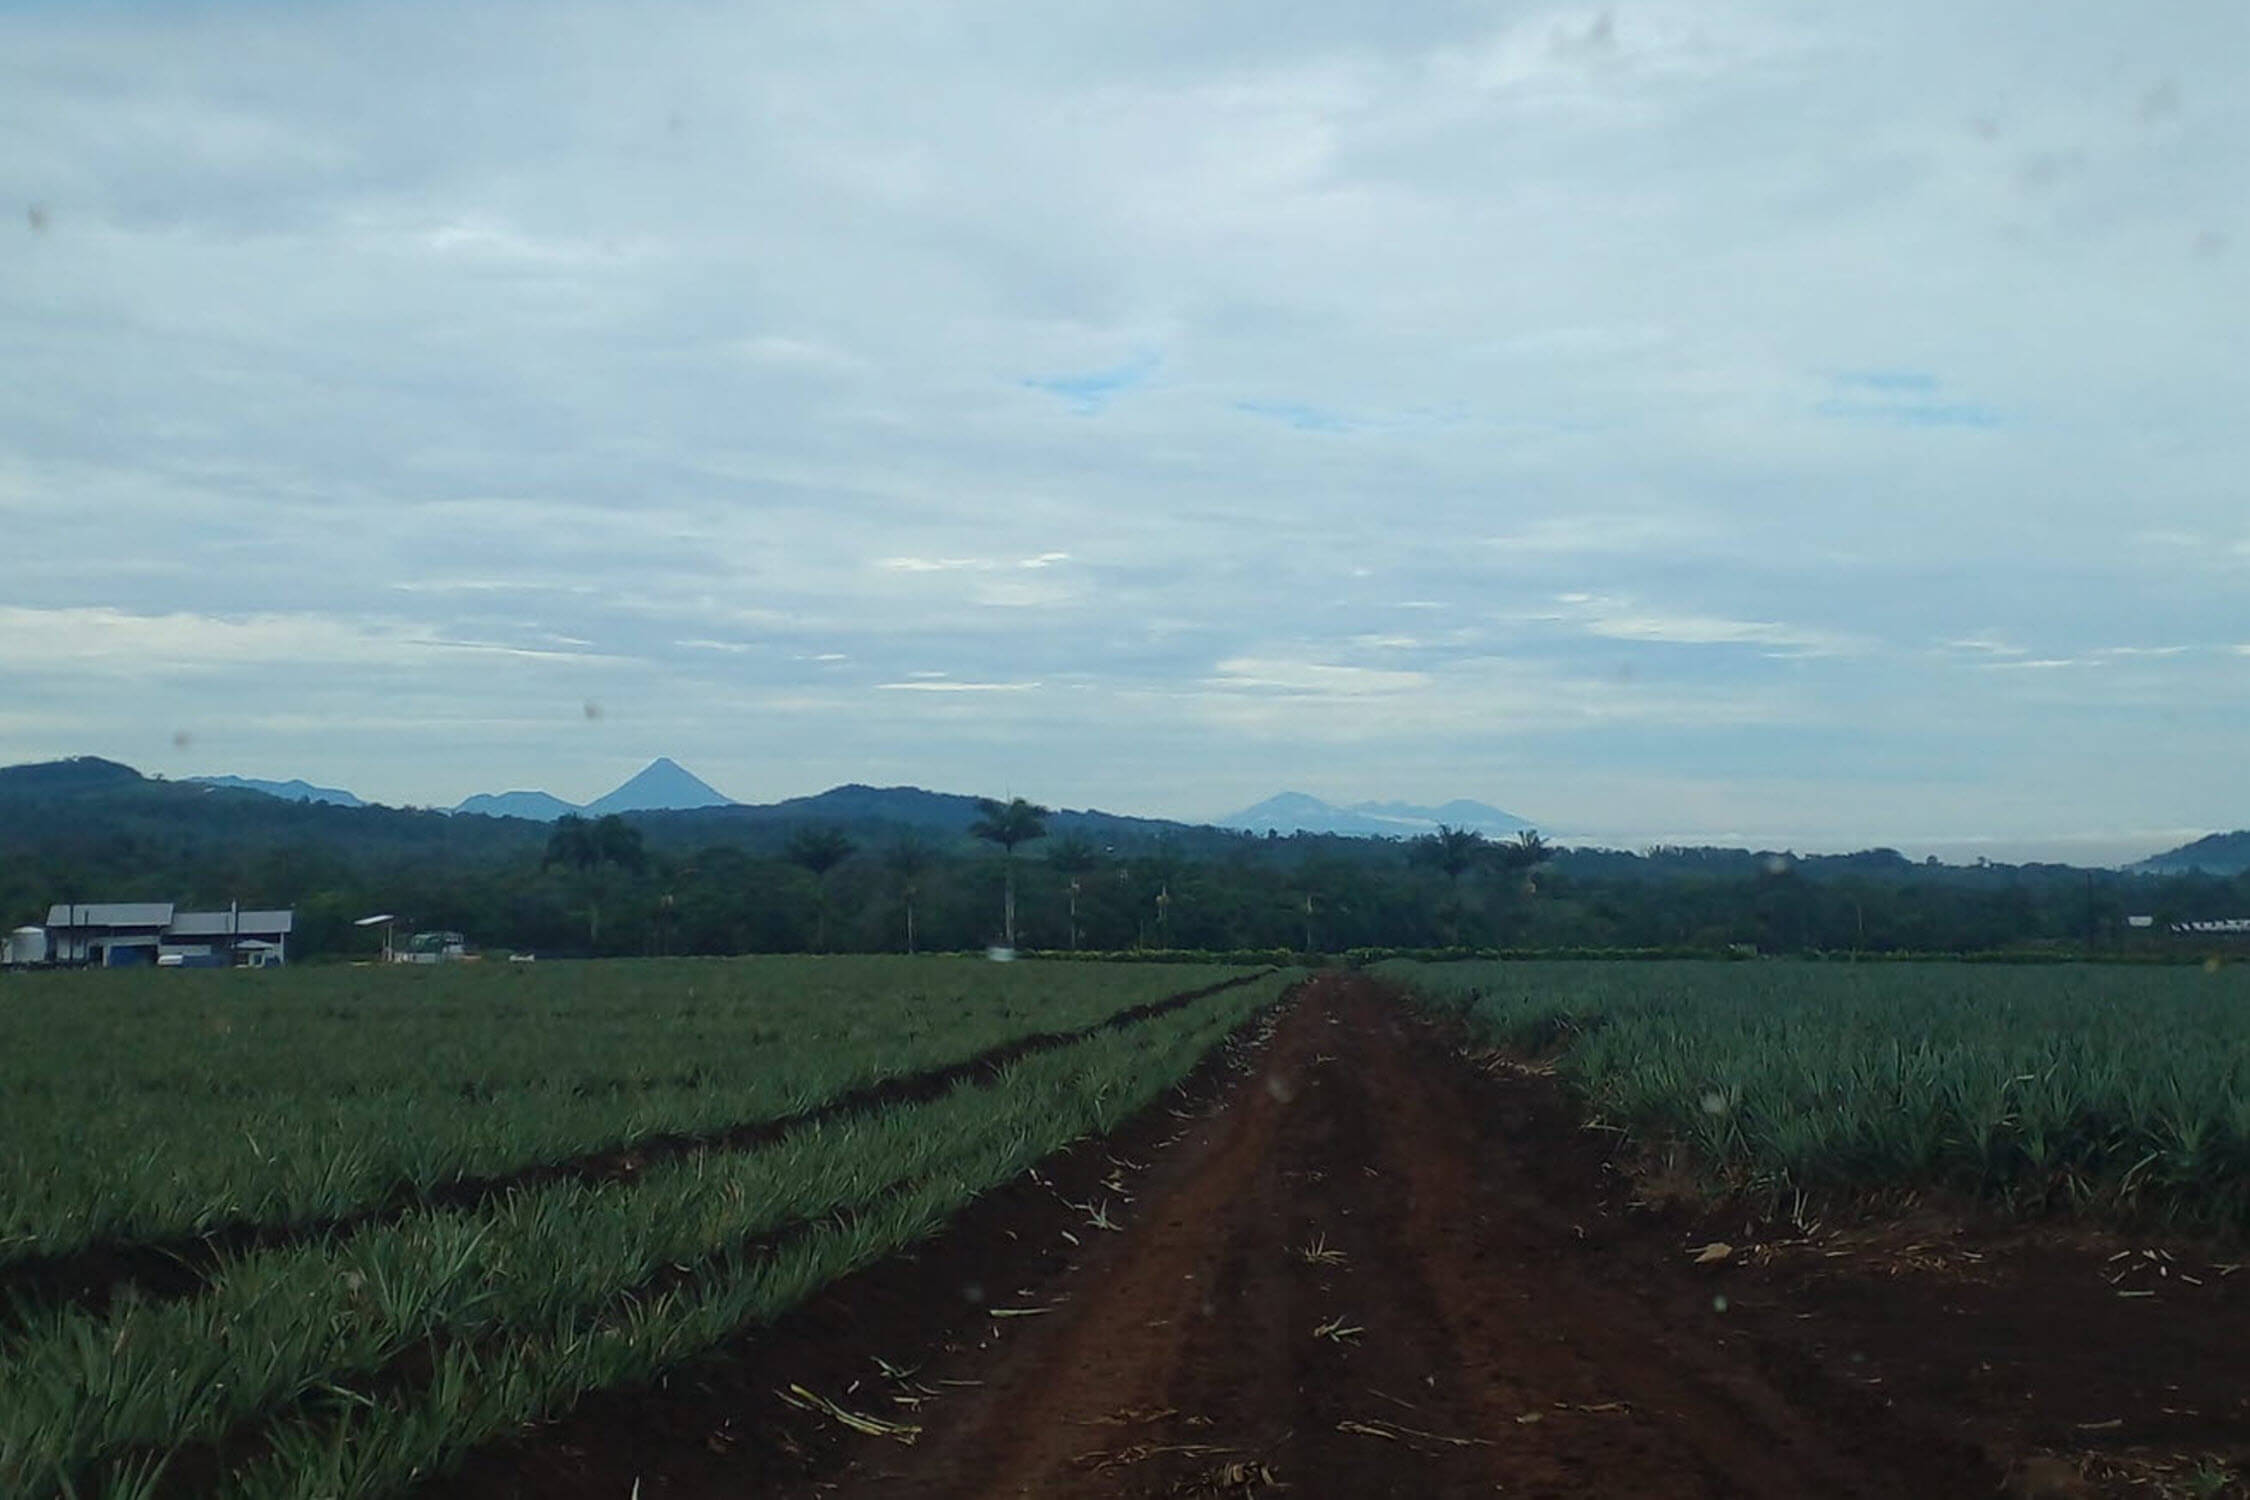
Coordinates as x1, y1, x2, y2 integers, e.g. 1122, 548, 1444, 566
2, 969, 1295, 1499
0, 957, 1247, 1264
1382, 959, 2250, 1225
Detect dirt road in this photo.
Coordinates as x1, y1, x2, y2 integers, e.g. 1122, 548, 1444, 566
801, 972, 1978, 1498
441, 971, 2248, 1499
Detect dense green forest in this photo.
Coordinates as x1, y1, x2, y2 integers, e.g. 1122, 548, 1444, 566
3, 758, 2245, 961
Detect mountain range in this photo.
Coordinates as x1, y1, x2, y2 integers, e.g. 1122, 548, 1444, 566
2, 756, 2239, 878
1219, 792, 1534, 840
161, 757, 1218, 847
187, 774, 366, 808
82, 757, 2250, 874
163, 759, 1545, 853
454, 758, 733, 821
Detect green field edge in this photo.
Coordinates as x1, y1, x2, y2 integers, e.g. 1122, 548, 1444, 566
1379, 958, 2250, 1237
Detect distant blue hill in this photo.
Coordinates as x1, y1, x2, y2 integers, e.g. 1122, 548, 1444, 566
2132, 831, 2250, 877
655, 783, 1192, 846
451, 758, 736, 821
582, 758, 734, 815
189, 775, 365, 808
454, 789, 582, 821
1220, 791, 1534, 840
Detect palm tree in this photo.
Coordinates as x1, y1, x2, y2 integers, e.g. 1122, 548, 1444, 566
1414, 824, 1489, 884
1493, 830, 1551, 883
969, 797, 1049, 947
1489, 830, 1551, 943
784, 825, 856, 950
1047, 834, 1099, 950
883, 835, 935, 954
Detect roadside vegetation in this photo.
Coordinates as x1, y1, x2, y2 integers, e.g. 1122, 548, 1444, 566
1384, 958, 2250, 1230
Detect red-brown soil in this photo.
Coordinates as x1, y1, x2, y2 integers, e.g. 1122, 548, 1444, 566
431, 972, 2250, 1499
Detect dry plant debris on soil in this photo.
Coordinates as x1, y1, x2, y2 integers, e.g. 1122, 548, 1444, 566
429, 972, 2250, 1499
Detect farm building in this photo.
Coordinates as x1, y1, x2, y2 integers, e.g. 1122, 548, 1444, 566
35, 903, 294, 968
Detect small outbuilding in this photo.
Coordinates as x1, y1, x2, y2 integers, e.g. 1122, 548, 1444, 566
397, 931, 470, 964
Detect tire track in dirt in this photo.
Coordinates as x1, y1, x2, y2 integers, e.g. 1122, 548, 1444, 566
812, 971, 1988, 1499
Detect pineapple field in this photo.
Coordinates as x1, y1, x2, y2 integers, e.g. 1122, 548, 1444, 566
0, 958, 1294, 1497
3, 957, 2244, 1498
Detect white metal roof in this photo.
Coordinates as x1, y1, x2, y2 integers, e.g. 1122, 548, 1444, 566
46, 902, 174, 928
169, 910, 295, 937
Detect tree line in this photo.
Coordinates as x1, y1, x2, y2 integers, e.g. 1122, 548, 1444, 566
5, 765, 2247, 961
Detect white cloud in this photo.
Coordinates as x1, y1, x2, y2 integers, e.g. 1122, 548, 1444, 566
971, 578, 1078, 608
0, 0, 2241, 838
1481, 513, 1707, 556
1943, 636, 2026, 657
1209, 658, 1431, 695
730, 335, 865, 372
412, 215, 647, 270
1544, 594, 1862, 656
876, 679, 1042, 693
877, 554, 1074, 576
0, 606, 615, 673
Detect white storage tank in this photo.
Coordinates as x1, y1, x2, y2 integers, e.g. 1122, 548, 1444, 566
4, 927, 48, 967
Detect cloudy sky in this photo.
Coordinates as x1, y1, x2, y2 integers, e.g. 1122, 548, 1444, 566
3, 1, 2243, 860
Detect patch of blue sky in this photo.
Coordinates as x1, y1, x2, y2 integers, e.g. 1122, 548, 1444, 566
1022, 351, 1159, 414
1234, 399, 1352, 433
